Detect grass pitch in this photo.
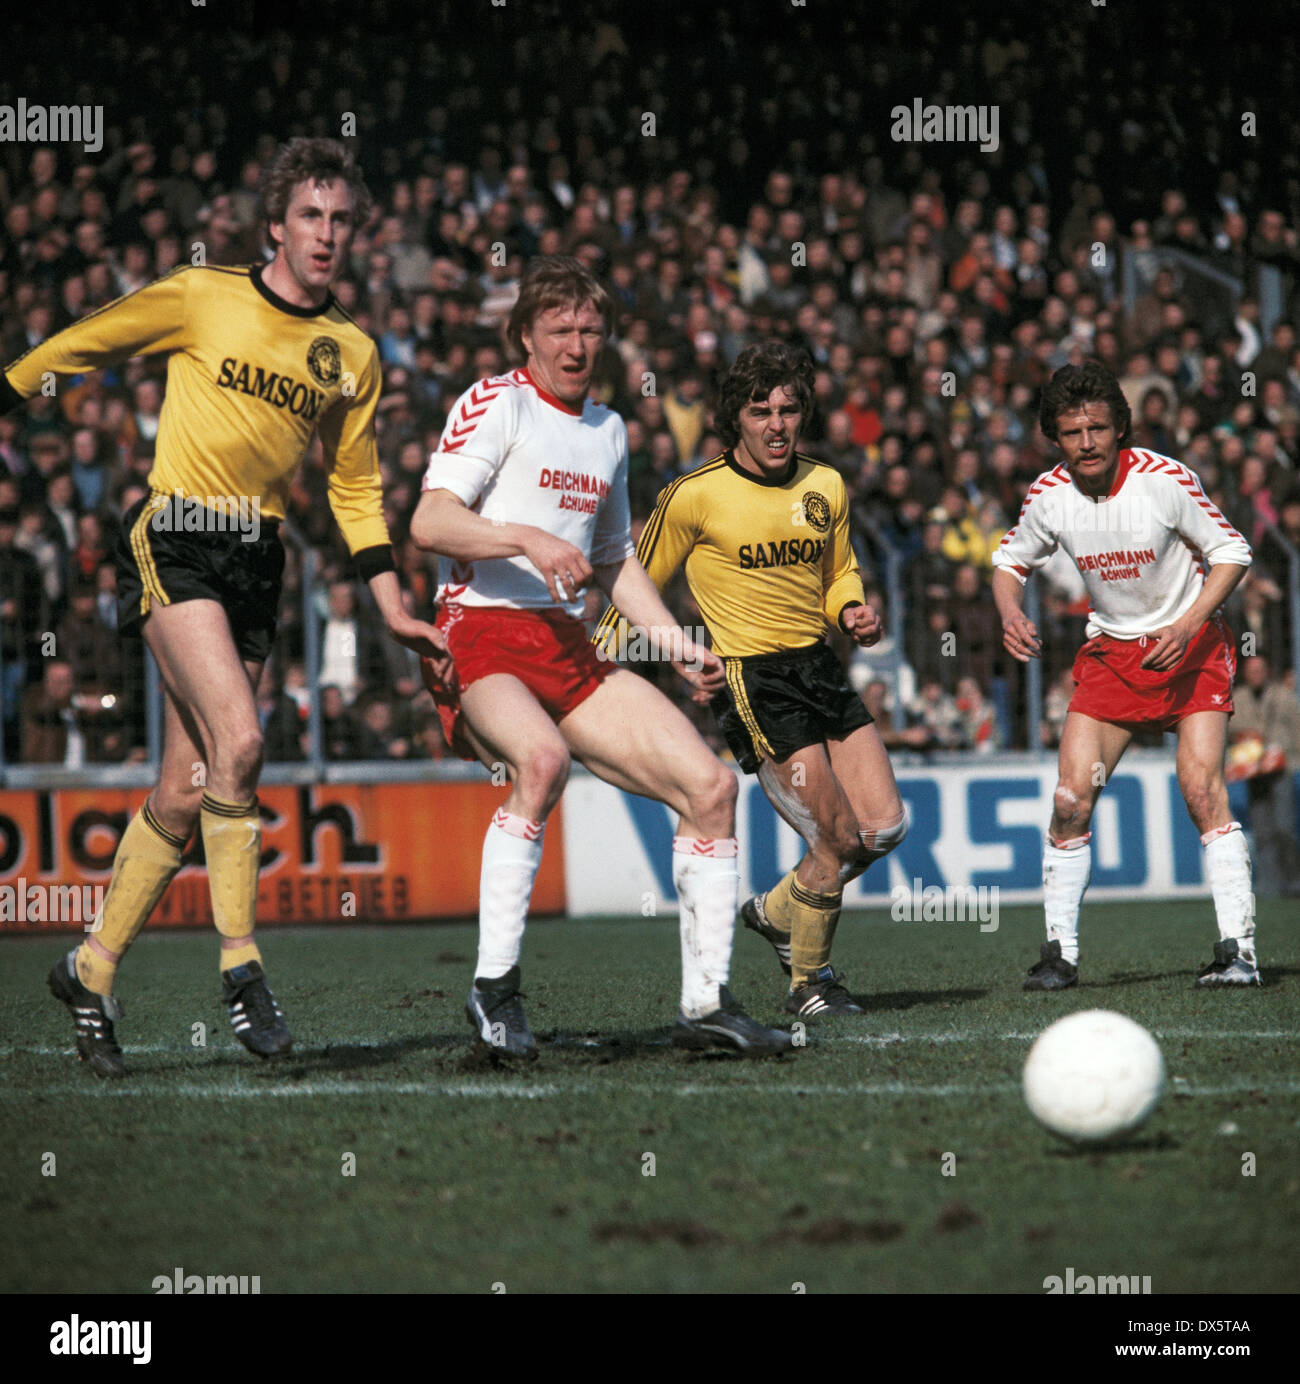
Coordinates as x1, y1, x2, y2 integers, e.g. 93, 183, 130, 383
2, 900, 1297, 1294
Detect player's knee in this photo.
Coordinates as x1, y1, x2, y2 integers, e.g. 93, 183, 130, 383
822, 809, 865, 869
521, 742, 571, 801
220, 726, 264, 785
855, 809, 908, 865
1053, 782, 1092, 826
688, 760, 737, 832
151, 783, 201, 837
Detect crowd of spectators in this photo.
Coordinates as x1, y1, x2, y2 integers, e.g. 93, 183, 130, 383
2, 1, 1300, 766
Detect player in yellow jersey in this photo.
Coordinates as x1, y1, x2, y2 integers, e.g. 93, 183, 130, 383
1, 138, 444, 1077
595, 344, 908, 1018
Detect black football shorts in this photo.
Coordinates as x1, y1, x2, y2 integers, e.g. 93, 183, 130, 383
116, 491, 285, 663
711, 639, 873, 775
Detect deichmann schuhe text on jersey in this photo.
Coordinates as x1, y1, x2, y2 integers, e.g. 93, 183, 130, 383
421, 368, 635, 615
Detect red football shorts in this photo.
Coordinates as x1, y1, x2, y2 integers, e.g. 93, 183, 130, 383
1068, 617, 1236, 730
421, 604, 615, 760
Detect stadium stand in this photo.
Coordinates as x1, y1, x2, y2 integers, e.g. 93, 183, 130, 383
2, 0, 1298, 769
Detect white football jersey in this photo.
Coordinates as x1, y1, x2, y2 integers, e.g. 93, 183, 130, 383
992, 447, 1252, 640
421, 368, 635, 613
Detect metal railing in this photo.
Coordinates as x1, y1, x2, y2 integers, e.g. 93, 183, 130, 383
282, 520, 325, 771
1024, 576, 1044, 755
1121, 242, 1243, 344
853, 512, 908, 731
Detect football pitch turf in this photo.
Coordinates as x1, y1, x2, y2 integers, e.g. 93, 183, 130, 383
2, 901, 1297, 1295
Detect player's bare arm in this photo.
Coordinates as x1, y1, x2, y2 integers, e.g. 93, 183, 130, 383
410, 487, 593, 605
365, 568, 447, 664
592, 554, 726, 698
992, 566, 1043, 661
1140, 561, 1248, 671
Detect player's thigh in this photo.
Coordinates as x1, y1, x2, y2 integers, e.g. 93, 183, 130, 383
826, 722, 904, 828
1057, 711, 1132, 803
143, 599, 260, 746
458, 673, 571, 783
558, 668, 731, 818
1174, 710, 1231, 827
757, 743, 859, 857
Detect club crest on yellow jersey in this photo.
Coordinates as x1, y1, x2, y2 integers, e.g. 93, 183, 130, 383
306, 335, 342, 387
802, 491, 831, 532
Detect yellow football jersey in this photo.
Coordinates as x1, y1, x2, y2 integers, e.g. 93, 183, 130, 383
595, 450, 865, 658
1, 264, 389, 555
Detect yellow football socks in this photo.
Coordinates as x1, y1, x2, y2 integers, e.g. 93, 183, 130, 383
200, 793, 262, 972
76, 800, 187, 995
785, 876, 844, 989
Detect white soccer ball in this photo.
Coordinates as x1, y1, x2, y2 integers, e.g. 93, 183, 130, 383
1022, 1009, 1165, 1143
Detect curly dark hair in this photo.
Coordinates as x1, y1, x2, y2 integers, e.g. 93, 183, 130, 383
506, 255, 614, 359
1038, 361, 1132, 443
714, 343, 815, 447
260, 138, 372, 246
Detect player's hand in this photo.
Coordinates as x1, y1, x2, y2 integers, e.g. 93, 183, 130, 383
388, 614, 451, 670
674, 641, 726, 703
843, 603, 883, 647
1140, 617, 1195, 671
1002, 610, 1042, 662
524, 532, 594, 604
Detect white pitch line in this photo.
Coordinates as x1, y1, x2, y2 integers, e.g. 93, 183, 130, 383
836, 1029, 1300, 1045
15, 1078, 1300, 1100
3, 1029, 1294, 1060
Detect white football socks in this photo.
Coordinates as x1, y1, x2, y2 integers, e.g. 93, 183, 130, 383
1202, 822, 1254, 959
1043, 832, 1091, 965
475, 808, 545, 980
673, 836, 739, 1019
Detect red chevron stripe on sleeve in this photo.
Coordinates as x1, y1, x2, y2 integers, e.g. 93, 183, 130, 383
438, 376, 513, 454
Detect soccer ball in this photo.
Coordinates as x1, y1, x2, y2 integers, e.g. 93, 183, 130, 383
1022, 1009, 1165, 1144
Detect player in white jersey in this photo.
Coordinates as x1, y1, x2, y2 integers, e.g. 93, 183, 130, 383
992, 362, 1258, 988
410, 257, 794, 1058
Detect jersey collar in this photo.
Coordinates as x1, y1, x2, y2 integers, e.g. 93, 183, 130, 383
724, 447, 799, 486
1073, 448, 1136, 502
250, 262, 337, 319
1106, 448, 1137, 498
521, 367, 585, 416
